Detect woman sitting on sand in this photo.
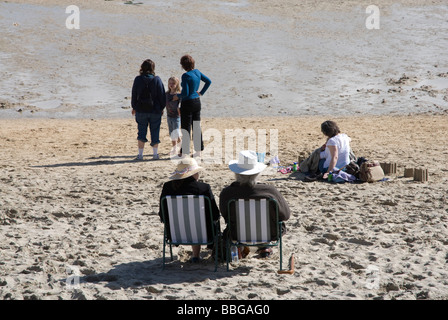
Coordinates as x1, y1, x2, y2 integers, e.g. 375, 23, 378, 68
319, 120, 352, 180
159, 158, 220, 263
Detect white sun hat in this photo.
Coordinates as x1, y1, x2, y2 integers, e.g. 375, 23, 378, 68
229, 150, 267, 175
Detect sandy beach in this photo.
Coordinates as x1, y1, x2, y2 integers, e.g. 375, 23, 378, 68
1, 114, 448, 301
1, 0, 448, 302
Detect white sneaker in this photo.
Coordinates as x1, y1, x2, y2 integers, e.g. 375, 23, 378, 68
152, 154, 160, 160
134, 155, 144, 161
192, 151, 202, 158
176, 153, 188, 159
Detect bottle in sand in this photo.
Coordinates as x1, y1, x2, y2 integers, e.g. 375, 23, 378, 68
231, 246, 239, 262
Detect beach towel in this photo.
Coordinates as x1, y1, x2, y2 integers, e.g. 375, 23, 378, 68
332, 171, 357, 183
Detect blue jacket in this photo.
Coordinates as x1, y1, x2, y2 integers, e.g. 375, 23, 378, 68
131, 74, 166, 113
178, 69, 211, 101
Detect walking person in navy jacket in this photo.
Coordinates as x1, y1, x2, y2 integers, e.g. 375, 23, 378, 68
131, 59, 166, 160
176, 55, 211, 158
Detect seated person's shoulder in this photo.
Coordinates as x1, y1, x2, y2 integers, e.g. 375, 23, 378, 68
221, 181, 239, 189
256, 183, 285, 198
194, 180, 214, 192
254, 182, 277, 190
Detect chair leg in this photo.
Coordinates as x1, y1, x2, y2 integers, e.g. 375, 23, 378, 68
226, 239, 230, 271
170, 243, 173, 261
162, 238, 166, 270
279, 234, 283, 271
220, 235, 224, 267
214, 235, 218, 272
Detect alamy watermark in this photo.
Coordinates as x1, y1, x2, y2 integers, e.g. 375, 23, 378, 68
365, 5, 380, 30
66, 5, 80, 30
65, 5, 380, 30
65, 265, 80, 290
172, 121, 278, 168
365, 265, 380, 290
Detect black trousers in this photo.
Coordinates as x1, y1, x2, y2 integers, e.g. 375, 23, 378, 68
180, 98, 204, 154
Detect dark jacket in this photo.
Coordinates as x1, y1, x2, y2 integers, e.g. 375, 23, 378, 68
131, 74, 166, 114
159, 176, 220, 242
219, 182, 291, 241
299, 147, 322, 174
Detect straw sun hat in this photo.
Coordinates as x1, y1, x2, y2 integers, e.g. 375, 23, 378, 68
229, 150, 267, 175
169, 157, 204, 180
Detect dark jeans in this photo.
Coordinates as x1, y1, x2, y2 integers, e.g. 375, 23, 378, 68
318, 158, 327, 174
135, 112, 161, 146
180, 98, 204, 154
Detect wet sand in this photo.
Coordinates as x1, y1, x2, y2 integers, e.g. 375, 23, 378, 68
0, 0, 447, 118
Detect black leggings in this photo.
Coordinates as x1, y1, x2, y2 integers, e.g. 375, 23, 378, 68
180, 98, 204, 154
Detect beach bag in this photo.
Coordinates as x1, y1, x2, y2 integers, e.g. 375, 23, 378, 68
345, 160, 360, 178
359, 160, 384, 182
137, 76, 154, 112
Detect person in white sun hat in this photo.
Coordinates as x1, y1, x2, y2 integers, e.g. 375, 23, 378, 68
228, 150, 268, 176
158, 157, 220, 263
219, 150, 291, 258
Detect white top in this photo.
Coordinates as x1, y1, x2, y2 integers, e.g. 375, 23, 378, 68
323, 133, 351, 170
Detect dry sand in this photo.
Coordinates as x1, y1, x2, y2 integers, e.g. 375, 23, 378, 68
1, 0, 448, 301
1, 115, 448, 300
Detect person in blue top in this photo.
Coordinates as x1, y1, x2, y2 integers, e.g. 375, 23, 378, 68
131, 59, 166, 160
175, 55, 211, 158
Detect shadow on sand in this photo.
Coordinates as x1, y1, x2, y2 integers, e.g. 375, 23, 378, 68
31, 155, 172, 168
62, 256, 246, 292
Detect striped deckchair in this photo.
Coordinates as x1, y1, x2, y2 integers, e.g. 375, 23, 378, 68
226, 198, 283, 271
160, 195, 219, 271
